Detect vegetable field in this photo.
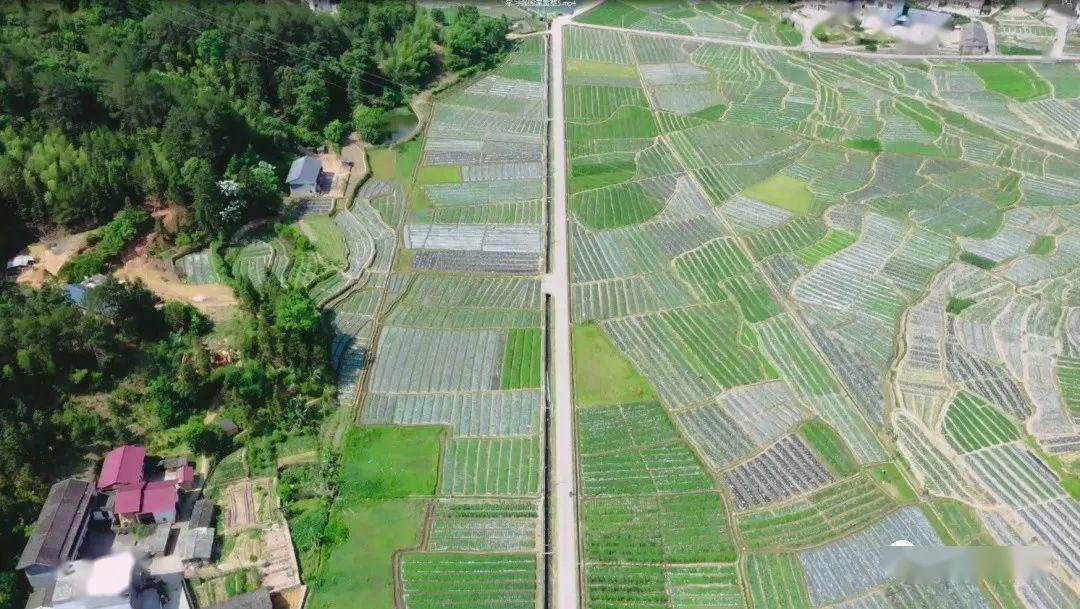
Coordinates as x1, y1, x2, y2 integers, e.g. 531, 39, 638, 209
322, 39, 551, 609
565, 20, 1080, 609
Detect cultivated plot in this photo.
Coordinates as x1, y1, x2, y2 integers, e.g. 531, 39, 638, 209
564, 21, 1080, 609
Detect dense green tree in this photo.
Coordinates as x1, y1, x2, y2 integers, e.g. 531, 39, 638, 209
0, 4, 520, 603
323, 118, 347, 152
443, 6, 509, 71
196, 28, 226, 62
182, 419, 230, 457
163, 301, 210, 335
352, 103, 387, 143
379, 13, 437, 88
85, 277, 166, 341
289, 68, 333, 146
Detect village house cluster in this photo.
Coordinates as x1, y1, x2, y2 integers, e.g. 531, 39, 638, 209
14, 446, 271, 609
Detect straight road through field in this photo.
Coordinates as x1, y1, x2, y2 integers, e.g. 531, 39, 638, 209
547, 10, 580, 609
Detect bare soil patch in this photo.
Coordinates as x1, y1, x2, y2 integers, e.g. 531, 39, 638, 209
116, 255, 237, 312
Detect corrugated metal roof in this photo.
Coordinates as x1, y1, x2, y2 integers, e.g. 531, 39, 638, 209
114, 484, 143, 515
97, 445, 146, 490
286, 156, 321, 186
17, 479, 93, 570
141, 481, 178, 513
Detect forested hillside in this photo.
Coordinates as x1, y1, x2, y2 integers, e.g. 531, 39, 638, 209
0, 3, 513, 607
0, 0, 509, 254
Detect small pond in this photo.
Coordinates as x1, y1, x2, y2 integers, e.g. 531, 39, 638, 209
383, 107, 418, 145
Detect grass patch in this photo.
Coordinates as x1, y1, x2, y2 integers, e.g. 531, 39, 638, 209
407, 183, 434, 214
286, 497, 328, 575
338, 426, 444, 501
416, 165, 462, 184
866, 462, 916, 503
798, 419, 858, 476
1028, 235, 1055, 255
843, 138, 882, 153
572, 322, 655, 406
968, 63, 1051, 102
946, 297, 975, 315
566, 59, 638, 80
742, 174, 814, 214
998, 44, 1043, 56
300, 215, 347, 268
368, 138, 423, 182
308, 425, 443, 607
309, 498, 428, 609
959, 251, 996, 270
502, 327, 542, 389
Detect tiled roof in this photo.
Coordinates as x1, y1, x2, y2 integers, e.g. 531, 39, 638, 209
16, 479, 93, 570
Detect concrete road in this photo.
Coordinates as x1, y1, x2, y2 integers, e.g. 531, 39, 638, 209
546, 8, 585, 609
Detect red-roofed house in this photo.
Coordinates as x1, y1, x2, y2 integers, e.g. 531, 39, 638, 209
114, 485, 143, 521
165, 464, 196, 490
114, 482, 178, 525
140, 481, 178, 523
97, 446, 146, 491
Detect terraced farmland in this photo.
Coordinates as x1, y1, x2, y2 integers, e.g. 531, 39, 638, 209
564, 21, 1080, 609
324, 38, 550, 609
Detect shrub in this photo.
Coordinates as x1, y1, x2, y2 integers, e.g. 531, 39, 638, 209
60, 208, 150, 281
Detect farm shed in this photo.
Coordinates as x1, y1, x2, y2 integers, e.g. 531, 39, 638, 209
6, 254, 36, 273
960, 22, 989, 54
286, 156, 322, 198
16, 479, 94, 588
